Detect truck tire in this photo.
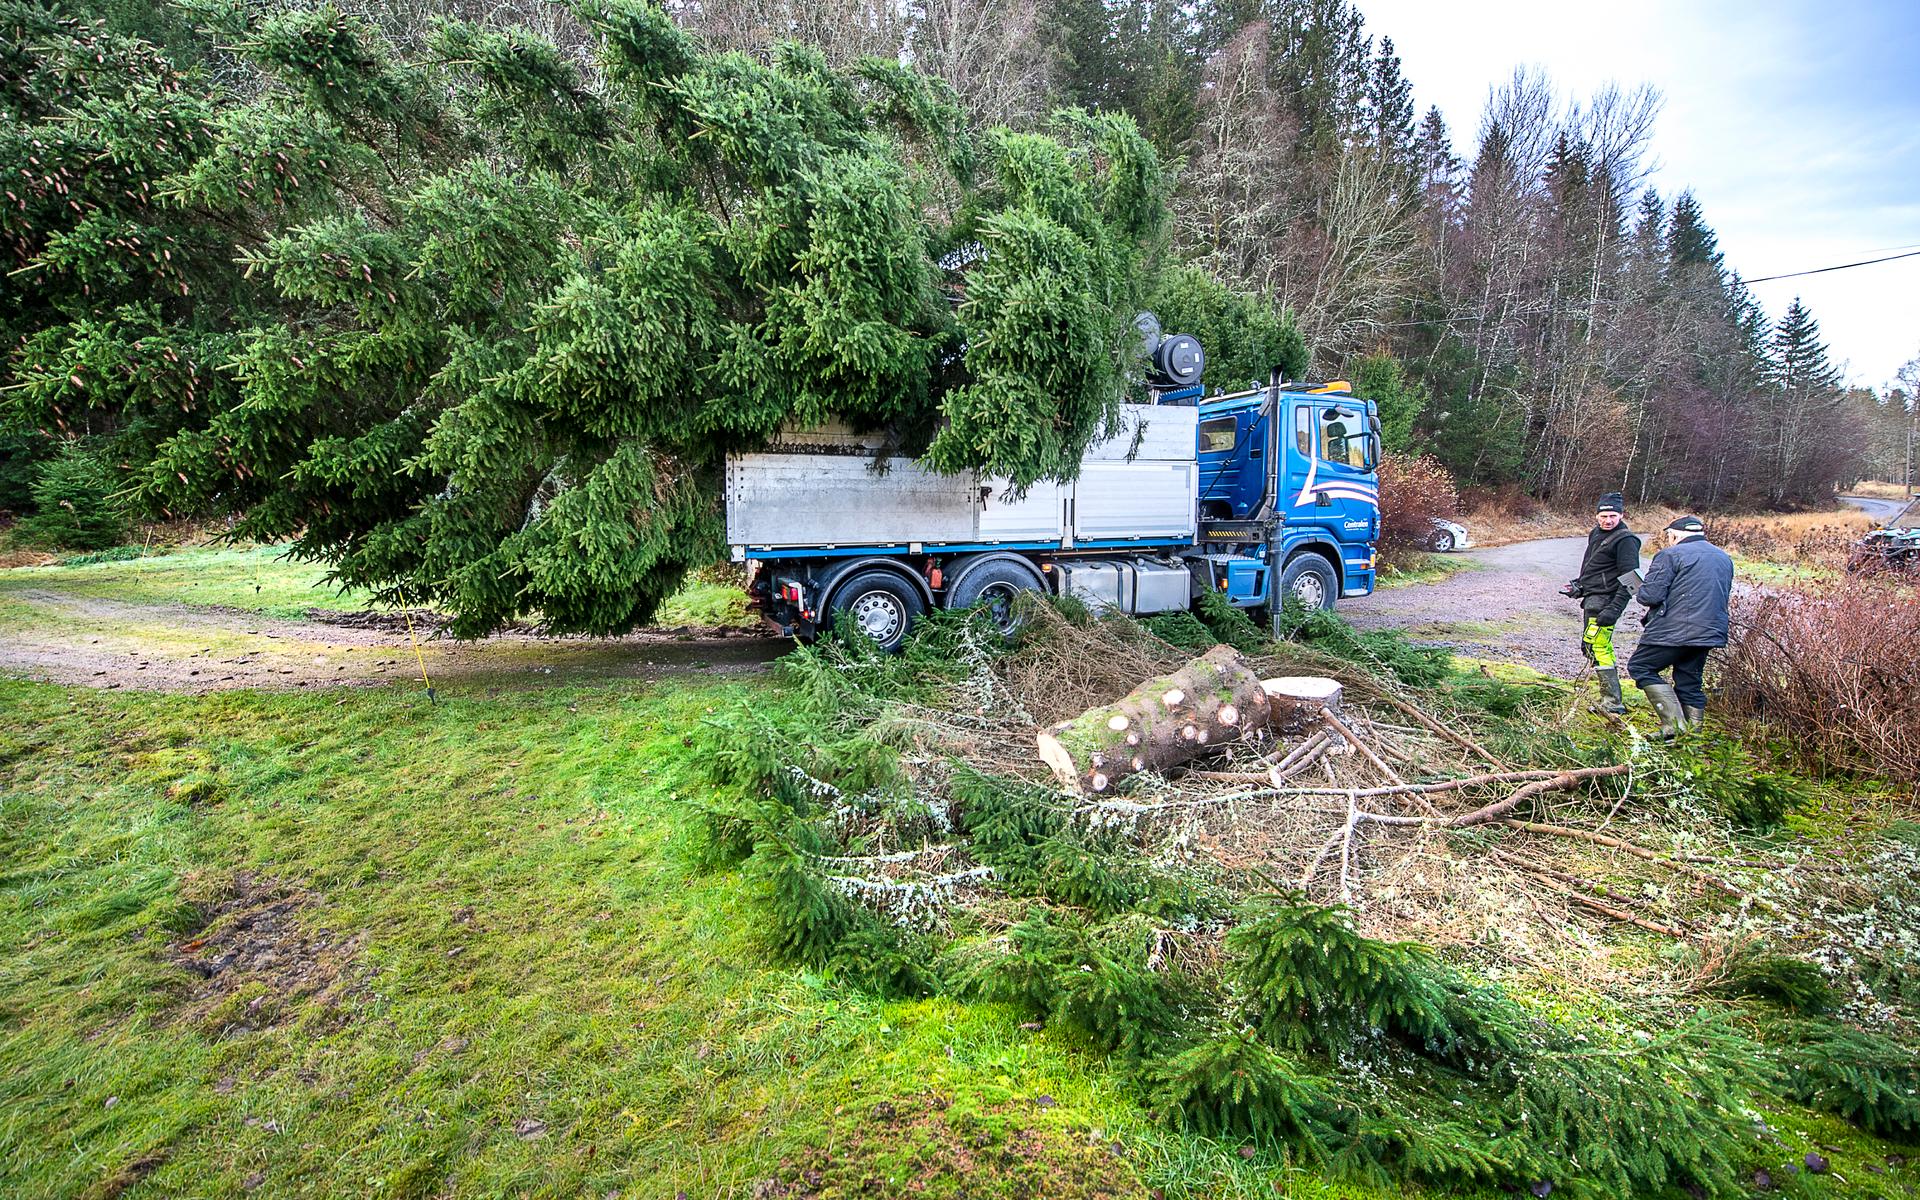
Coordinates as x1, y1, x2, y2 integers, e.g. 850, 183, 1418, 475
1279, 553, 1338, 613
828, 570, 925, 652
944, 558, 1044, 634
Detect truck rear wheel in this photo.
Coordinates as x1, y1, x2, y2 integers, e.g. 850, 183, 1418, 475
945, 559, 1044, 635
829, 570, 925, 652
1279, 553, 1338, 613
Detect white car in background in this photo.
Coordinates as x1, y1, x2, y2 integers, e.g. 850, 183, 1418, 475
1425, 518, 1471, 552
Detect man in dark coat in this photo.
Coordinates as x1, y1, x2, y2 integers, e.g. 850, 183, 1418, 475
1562, 492, 1642, 714
1628, 515, 1735, 737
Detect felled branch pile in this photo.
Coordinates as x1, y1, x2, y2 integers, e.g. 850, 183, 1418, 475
1012, 637, 1772, 973
704, 604, 1916, 1193
754, 603, 1801, 998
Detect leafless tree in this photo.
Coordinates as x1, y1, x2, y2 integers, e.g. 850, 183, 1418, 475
907, 0, 1054, 129
1175, 23, 1304, 294
669, 0, 908, 66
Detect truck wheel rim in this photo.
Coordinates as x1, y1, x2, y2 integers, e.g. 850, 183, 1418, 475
851, 591, 904, 643
1290, 572, 1327, 609
979, 581, 1024, 632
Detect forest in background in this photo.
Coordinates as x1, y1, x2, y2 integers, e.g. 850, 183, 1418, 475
666, 0, 1917, 509
3, 0, 1916, 622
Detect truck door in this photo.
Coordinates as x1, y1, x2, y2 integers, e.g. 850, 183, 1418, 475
1300, 401, 1378, 589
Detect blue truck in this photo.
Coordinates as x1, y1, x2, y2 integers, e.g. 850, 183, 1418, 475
728, 334, 1382, 651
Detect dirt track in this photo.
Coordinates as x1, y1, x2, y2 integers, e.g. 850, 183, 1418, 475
1843, 493, 1915, 524
1342, 536, 1609, 677
0, 589, 784, 693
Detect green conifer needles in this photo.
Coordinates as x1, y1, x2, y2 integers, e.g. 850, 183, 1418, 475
2, 2, 1169, 631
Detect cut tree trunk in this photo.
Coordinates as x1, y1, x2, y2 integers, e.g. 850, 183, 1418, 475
1261, 676, 1343, 732
1036, 646, 1273, 795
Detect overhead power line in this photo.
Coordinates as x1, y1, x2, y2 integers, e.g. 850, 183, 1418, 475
1745, 248, 1920, 284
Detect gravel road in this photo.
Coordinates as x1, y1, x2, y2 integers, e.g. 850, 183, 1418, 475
1341, 536, 1611, 677
1842, 494, 1915, 524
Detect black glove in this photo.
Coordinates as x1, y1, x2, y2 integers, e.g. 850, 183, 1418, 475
1558, 581, 1581, 599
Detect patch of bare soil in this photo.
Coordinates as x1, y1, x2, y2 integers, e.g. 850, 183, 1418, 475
0, 548, 60, 569
0, 588, 784, 692
750, 1095, 1147, 1199
167, 873, 369, 1035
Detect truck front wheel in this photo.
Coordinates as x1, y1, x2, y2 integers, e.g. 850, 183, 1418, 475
1278, 553, 1338, 614
829, 570, 925, 652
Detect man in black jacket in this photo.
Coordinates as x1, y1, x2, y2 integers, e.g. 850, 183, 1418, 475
1562, 492, 1642, 714
1628, 515, 1735, 738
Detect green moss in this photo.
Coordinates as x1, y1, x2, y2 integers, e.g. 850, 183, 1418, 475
1376, 554, 1475, 589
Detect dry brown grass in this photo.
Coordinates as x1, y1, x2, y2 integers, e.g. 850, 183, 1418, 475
1456, 498, 1874, 569
1702, 510, 1873, 571
1847, 480, 1915, 501
1459, 501, 1685, 548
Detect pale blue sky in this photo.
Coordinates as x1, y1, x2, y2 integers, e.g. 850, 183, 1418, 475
1357, 0, 1920, 388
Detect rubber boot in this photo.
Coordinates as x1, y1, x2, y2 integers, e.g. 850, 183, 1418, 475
1594, 667, 1627, 715
1641, 682, 1686, 740
1683, 705, 1705, 732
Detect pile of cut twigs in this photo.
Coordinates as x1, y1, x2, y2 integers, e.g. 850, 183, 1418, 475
821, 603, 1819, 999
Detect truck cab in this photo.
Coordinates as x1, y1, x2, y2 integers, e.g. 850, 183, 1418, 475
1195, 383, 1380, 611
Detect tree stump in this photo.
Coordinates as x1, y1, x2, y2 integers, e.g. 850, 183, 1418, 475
1261, 676, 1344, 733
1035, 645, 1272, 794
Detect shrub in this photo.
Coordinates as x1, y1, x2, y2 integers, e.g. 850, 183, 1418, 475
15, 443, 131, 550
1375, 453, 1459, 562
1715, 581, 1920, 784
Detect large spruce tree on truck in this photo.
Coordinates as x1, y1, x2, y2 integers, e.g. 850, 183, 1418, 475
2, 0, 1192, 633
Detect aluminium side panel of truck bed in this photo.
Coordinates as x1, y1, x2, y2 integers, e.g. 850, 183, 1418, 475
1073, 462, 1199, 539
1082, 405, 1199, 463
725, 453, 977, 547
725, 404, 1201, 554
